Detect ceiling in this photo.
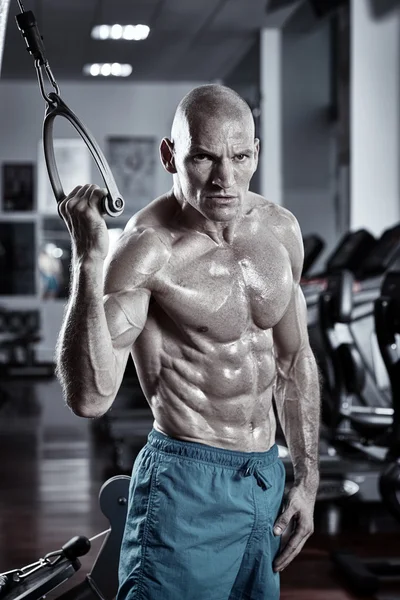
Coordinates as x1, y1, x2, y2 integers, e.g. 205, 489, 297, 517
2, 0, 273, 82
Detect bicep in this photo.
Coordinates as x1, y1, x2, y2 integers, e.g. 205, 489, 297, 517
102, 226, 167, 352
103, 288, 150, 395
104, 288, 151, 351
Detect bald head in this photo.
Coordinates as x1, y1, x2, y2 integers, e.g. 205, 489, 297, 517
171, 84, 255, 150
160, 84, 259, 219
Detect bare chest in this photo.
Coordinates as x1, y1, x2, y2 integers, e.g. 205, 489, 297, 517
152, 233, 293, 342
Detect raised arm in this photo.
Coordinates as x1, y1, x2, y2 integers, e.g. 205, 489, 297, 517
271, 209, 321, 572
55, 184, 170, 418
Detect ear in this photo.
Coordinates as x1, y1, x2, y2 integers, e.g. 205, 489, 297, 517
253, 138, 260, 170
160, 138, 177, 174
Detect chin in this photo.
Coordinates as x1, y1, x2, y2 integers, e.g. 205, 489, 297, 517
206, 209, 239, 223
202, 199, 241, 218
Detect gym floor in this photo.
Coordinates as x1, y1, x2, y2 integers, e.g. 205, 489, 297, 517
0, 379, 399, 600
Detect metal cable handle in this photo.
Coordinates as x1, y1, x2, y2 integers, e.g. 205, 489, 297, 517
43, 93, 124, 218
15, 1, 125, 218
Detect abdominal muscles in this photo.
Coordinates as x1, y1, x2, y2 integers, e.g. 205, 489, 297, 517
133, 315, 278, 452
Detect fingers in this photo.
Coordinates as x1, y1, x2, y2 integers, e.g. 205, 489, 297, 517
58, 184, 106, 220
59, 184, 87, 219
272, 493, 314, 572
273, 520, 313, 572
88, 185, 107, 210
273, 503, 295, 537
65, 185, 82, 200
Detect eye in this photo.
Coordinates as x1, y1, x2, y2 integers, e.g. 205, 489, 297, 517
193, 154, 212, 162
235, 154, 248, 162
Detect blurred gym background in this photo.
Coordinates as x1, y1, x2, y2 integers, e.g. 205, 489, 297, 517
0, 0, 400, 598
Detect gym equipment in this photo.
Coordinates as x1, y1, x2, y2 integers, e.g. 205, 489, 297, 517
306, 223, 400, 302
302, 234, 325, 276
302, 268, 394, 507
0, 475, 130, 600
318, 270, 392, 449
303, 224, 400, 311
362, 224, 400, 280
302, 228, 379, 373
0, 308, 54, 379
331, 271, 400, 598
301, 228, 377, 292
326, 229, 377, 279
303, 224, 400, 310
13, 0, 124, 218
375, 271, 400, 520
308, 223, 400, 429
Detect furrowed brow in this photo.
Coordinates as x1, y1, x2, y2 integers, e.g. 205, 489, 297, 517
189, 146, 215, 155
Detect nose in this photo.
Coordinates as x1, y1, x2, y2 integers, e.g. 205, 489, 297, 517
211, 158, 235, 189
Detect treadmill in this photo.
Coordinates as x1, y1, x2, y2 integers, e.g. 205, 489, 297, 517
302, 228, 377, 312
310, 259, 400, 508
331, 271, 400, 598
281, 226, 400, 504
308, 223, 400, 416
305, 223, 400, 318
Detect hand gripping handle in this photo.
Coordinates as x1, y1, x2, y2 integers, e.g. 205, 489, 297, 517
43, 92, 125, 218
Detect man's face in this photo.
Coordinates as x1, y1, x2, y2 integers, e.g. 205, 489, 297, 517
171, 112, 259, 223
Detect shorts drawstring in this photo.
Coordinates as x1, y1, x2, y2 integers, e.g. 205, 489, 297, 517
242, 457, 271, 491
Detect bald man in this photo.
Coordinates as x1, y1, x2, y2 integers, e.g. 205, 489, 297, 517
56, 84, 320, 600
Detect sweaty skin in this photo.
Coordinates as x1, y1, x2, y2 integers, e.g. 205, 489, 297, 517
125, 194, 292, 452
56, 84, 320, 573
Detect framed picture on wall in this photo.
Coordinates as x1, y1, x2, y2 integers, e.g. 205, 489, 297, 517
37, 139, 92, 214
0, 221, 36, 295
107, 137, 156, 215
2, 163, 34, 212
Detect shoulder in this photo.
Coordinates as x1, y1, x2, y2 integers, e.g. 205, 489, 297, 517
253, 195, 304, 282
104, 194, 175, 294
125, 192, 178, 234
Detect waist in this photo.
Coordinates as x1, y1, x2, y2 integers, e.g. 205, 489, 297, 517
146, 427, 279, 469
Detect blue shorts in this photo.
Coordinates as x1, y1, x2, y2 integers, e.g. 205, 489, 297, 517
117, 428, 286, 600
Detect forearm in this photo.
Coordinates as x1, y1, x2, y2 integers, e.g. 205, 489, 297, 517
56, 258, 116, 417
274, 348, 321, 493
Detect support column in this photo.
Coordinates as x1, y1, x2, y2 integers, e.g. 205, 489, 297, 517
0, 0, 11, 76
260, 29, 283, 206
350, 0, 400, 235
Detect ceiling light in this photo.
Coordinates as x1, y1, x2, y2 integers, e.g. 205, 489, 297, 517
110, 24, 123, 40
122, 25, 136, 40
89, 63, 101, 76
91, 24, 150, 41
98, 25, 110, 40
100, 64, 112, 76
111, 62, 122, 76
83, 63, 133, 77
124, 24, 150, 41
